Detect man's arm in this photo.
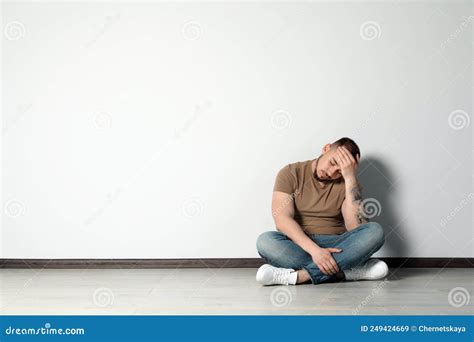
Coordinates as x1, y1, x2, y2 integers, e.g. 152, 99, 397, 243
341, 176, 369, 231
334, 145, 369, 231
272, 190, 342, 275
272, 191, 320, 255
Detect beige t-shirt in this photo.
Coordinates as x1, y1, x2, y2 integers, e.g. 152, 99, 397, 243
273, 158, 347, 235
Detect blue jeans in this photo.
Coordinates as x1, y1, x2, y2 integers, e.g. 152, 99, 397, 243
256, 222, 385, 284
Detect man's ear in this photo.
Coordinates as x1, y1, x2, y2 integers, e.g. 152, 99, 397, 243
321, 143, 332, 154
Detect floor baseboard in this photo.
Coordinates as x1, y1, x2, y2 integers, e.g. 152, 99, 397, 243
0, 258, 472, 269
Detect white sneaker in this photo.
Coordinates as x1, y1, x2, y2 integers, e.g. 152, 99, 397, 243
256, 264, 298, 286
344, 258, 388, 281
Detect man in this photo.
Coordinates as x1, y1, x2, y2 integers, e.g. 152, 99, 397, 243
255, 137, 388, 285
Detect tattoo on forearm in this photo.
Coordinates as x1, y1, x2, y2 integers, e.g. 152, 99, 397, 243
357, 206, 370, 224
350, 182, 370, 224
350, 184, 363, 202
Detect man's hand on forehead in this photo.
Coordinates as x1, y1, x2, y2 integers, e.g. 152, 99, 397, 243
334, 146, 360, 178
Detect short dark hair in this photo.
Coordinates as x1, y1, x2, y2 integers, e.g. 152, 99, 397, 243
331, 137, 361, 160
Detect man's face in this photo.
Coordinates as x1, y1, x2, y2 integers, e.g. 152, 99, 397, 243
314, 145, 343, 182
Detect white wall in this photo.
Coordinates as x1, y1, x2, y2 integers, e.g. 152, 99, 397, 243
2, 1, 472, 258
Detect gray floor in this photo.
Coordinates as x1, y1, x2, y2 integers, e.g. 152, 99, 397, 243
1, 267, 473, 315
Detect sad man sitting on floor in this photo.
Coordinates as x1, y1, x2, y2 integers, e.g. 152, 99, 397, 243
256, 137, 388, 285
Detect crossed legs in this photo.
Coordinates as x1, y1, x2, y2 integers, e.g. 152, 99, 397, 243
256, 222, 385, 285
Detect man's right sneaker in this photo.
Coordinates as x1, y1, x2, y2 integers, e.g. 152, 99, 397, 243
344, 258, 388, 281
256, 264, 298, 286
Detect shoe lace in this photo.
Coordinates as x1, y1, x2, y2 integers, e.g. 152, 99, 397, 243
274, 268, 293, 284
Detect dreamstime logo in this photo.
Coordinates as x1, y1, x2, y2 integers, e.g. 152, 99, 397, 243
360, 198, 382, 218
4, 21, 26, 40
270, 288, 293, 307
85, 11, 121, 48
352, 109, 378, 137
174, 101, 212, 139
448, 287, 470, 308
93, 287, 114, 307
359, 21, 381, 41
3, 199, 27, 218
352, 279, 388, 315
84, 188, 122, 226
93, 111, 112, 129
448, 109, 470, 130
181, 197, 205, 219
440, 192, 473, 228
272, 189, 300, 218
182, 21, 202, 41
270, 110, 292, 130
440, 16, 474, 51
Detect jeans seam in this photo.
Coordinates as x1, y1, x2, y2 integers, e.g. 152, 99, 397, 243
302, 265, 315, 284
